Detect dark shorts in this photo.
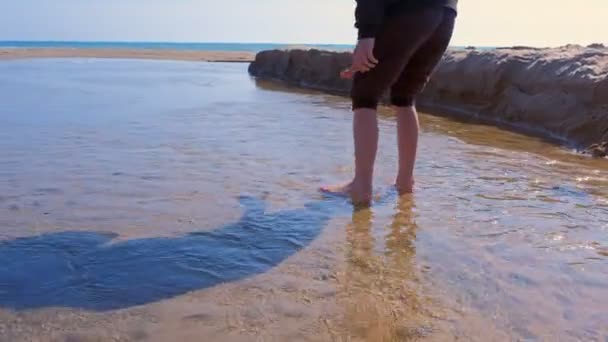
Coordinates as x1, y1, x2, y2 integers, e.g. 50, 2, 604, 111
351, 6, 456, 109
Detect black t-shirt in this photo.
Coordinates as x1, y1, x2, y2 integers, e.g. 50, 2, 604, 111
356, 0, 458, 39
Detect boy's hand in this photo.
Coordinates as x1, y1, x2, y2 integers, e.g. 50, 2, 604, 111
341, 38, 378, 79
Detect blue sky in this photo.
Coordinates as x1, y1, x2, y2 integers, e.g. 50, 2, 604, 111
1, 0, 607, 47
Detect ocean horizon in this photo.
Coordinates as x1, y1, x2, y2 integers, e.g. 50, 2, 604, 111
0, 40, 495, 52
0, 41, 355, 53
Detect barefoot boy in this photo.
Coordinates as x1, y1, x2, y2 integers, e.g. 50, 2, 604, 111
322, 0, 457, 205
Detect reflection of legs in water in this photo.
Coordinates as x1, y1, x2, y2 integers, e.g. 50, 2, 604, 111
342, 207, 383, 340
341, 197, 425, 340
347, 207, 377, 279
385, 195, 418, 272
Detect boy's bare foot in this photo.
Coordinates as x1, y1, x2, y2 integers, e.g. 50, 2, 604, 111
320, 180, 373, 206
395, 176, 415, 194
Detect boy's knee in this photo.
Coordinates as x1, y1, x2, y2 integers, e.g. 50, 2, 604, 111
390, 95, 416, 108
351, 97, 380, 110
351, 73, 384, 110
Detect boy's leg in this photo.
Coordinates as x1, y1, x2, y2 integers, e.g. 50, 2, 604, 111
321, 108, 378, 204
391, 8, 456, 194
396, 106, 419, 193
321, 7, 445, 205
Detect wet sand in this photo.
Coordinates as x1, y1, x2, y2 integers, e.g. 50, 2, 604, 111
1, 59, 607, 341
0, 48, 255, 62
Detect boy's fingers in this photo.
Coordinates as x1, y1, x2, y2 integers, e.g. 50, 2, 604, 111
352, 57, 367, 72
340, 69, 355, 79
359, 48, 377, 69
364, 58, 376, 69
358, 63, 370, 72
345, 43, 377, 78
368, 51, 379, 64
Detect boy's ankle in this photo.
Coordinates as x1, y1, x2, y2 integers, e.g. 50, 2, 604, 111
396, 175, 415, 194
353, 175, 373, 187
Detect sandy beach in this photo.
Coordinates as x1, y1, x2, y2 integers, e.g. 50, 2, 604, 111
0, 48, 255, 62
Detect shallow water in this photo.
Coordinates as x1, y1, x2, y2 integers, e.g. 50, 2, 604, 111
0, 59, 607, 341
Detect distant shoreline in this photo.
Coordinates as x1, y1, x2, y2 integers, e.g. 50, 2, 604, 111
0, 41, 505, 53
0, 41, 356, 53
0, 48, 256, 63
0, 44, 505, 63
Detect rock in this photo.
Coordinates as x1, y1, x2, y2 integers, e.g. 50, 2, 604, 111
497, 45, 540, 51
249, 46, 608, 151
587, 43, 605, 49
249, 49, 352, 95
585, 142, 608, 158
562, 44, 584, 49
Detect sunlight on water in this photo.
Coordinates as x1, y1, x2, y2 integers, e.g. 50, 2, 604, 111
0, 59, 607, 341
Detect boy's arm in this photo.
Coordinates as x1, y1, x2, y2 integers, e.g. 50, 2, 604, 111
355, 0, 386, 39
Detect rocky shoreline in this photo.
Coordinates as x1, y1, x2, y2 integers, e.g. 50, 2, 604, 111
248, 45, 608, 156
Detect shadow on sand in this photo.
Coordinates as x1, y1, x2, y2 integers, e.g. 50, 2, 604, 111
0, 195, 353, 311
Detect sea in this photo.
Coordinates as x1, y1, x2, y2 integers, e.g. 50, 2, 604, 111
0, 41, 355, 52
0, 41, 492, 52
